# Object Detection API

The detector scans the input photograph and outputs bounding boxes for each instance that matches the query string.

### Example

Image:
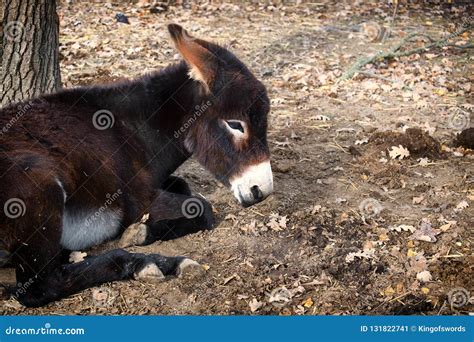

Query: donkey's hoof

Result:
[177,258,205,280]
[134,263,165,281]
[119,223,148,248]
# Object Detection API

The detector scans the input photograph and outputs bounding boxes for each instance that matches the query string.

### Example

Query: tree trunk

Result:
[0,2,4,63]
[1,0,61,107]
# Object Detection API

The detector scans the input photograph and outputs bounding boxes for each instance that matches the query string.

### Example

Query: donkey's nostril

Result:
[250,185,263,201]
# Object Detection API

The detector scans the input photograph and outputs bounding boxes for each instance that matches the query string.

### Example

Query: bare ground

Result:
[1,1,473,315]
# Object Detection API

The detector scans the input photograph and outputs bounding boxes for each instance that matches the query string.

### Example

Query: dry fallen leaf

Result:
[302,297,314,308]
[266,213,287,231]
[315,114,330,121]
[240,219,256,233]
[69,251,87,263]
[417,157,430,167]
[384,286,395,297]
[454,200,469,212]
[396,282,405,294]
[223,273,239,285]
[439,220,456,232]
[345,249,375,262]
[389,145,410,160]
[268,287,292,305]
[274,139,291,147]
[249,298,264,312]
[412,196,424,204]
[390,224,416,233]
[224,214,237,222]
[355,137,369,145]
[416,270,432,283]
[410,221,439,243]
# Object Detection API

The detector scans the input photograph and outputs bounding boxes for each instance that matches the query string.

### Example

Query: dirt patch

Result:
[369,128,442,159]
[455,128,474,150]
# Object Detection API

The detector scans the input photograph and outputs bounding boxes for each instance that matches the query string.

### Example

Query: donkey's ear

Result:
[168,24,216,92]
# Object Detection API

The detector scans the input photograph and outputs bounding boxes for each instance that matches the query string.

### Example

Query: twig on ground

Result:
[357,70,396,83]
[445,43,474,49]
[339,24,473,82]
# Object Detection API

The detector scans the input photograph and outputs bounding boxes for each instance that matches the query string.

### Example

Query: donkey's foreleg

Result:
[144,190,216,243]
[161,175,192,196]
[119,179,216,247]
[15,249,200,307]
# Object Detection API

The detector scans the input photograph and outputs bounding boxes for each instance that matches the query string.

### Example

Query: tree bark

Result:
[1,0,61,107]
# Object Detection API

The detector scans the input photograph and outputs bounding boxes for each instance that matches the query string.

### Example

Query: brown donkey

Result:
[0,24,273,307]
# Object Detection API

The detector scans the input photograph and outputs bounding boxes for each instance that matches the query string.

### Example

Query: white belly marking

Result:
[60,208,123,250]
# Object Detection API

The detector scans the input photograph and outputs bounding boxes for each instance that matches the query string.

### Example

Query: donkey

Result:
[0,24,273,307]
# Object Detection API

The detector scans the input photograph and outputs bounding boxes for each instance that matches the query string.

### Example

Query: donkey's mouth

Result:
[230,161,273,207]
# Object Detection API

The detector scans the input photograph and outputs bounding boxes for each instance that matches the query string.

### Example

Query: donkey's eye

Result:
[226,120,244,133]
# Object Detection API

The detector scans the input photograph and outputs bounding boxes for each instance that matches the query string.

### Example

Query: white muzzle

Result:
[230,161,273,207]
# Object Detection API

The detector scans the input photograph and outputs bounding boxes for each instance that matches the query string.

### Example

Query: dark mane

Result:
[38,61,193,121]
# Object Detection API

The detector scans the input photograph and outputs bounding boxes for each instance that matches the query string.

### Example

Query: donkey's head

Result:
[169,24,273,207]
